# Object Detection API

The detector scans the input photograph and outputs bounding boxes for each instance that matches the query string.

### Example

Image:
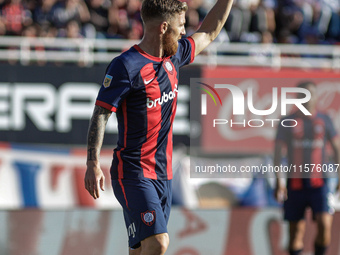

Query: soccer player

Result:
[84,0,233,254]
[274,81,340,255]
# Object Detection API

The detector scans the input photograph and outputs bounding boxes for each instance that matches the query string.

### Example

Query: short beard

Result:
[162,29,178,56]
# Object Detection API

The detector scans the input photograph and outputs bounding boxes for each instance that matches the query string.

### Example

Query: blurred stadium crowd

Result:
[0,0,339,44]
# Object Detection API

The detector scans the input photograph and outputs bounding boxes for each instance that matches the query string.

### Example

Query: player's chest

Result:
[290,118,326,139]
[140,60,178,97]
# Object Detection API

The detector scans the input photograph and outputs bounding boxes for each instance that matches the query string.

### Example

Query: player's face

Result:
[298,84,317,110]
[162,11,186,56]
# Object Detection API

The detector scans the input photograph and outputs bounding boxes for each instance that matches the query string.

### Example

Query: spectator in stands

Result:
[261,30,273,43]
[224,0,271,42]
[56,20,87,66]
[185,8,200,36]
[65,19,84,38]
[318,0,340,42]
[126,0,141,24]
[21,24,46,65]
[32,0,57,31]
[0,19,6,35]
[1,0,32,35]
[224,1,244,41]
[260,0,276,34]
[0,0,338,52]
[107,6,130,38]
[52,0,90,29]
[0,0,5,9]
[85,0,109,38]
[126,19,142,39]
[301,27,327,45]
[186,0,208,22]
[112,0,127,9]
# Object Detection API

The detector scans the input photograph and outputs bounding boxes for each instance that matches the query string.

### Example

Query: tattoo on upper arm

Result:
[87,106,112,161]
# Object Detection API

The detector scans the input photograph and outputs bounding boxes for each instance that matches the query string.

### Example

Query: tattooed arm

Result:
[84,105,112,199]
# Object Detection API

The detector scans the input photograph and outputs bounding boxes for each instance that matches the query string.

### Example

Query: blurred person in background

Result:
[64,19,84,38]
[107,5,130,38]
[126,0,142,24]
[0,19,6,35]
[21,24,47,65]
[1,0,32,35]
[274,81,340,255]
[0,0,5,9]
[84,0,109,38]
[185,7,200,36]
[186,0,208,22]
[32,0,57,32]
[224,0,271,42]
[276,0,307,42]
[84,0,234,254]
[52,0,90,29]
[112,0,127,9]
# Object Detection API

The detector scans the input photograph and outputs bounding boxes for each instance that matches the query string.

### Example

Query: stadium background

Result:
[1,0,340,254]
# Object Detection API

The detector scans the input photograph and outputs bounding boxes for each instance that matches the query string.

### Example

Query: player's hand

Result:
[274,180,287,203]
[84,161,105,199]
[336,183,340,200]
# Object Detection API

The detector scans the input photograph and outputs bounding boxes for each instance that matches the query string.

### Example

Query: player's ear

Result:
[160,21,168,34]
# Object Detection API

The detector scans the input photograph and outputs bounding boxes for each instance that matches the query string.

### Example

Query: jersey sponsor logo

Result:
[293,138,324,148]
[163,59,174,75]
[103,74,113,88]
[146,84,178,108]
[141,210,156,226]
[144,78,155,85]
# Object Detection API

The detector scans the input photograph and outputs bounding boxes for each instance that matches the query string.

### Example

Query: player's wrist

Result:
[86,160,100,168]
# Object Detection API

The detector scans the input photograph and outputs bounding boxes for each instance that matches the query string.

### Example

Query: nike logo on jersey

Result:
[144,78,155,85]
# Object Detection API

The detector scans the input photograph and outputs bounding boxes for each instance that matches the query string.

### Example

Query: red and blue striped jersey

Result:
[96,37,195,180]
[276,111,338,189]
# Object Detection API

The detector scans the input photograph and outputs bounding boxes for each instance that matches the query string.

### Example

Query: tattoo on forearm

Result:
[87,106,112,161]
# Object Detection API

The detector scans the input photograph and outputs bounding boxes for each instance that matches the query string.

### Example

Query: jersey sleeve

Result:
[175,36,195,68]
[95,58,131,112]
[324,114,338,141]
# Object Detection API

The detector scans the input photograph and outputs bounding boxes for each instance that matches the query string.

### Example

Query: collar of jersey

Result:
[134,45,165,62]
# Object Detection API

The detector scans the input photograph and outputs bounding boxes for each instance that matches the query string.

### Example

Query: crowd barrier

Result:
[0,208,340,255]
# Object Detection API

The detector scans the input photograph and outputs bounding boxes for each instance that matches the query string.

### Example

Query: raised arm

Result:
[191,0,234,56]
[84,105,112,199]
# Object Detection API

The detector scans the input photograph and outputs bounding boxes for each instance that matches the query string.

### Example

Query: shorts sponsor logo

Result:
[103,74,113,88]
[141,210,156,226]
[128,222,136,238]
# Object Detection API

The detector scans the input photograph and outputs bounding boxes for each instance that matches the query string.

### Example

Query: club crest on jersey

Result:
[103,74,113,88]
[141,210,156,226]
[163,60,174,75]
[314,124,324,134]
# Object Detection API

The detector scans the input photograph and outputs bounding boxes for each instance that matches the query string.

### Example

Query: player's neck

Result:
[138,35,164,58]
[307,106,317,115]
[297,106,317,118]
